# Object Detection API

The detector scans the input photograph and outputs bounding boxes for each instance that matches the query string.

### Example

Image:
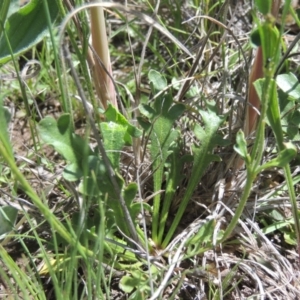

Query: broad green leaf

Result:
[105,104,142,139]
[130,202,151,223]
[254,0,271,14]
[77,155,135,236]
[39,114,91,163]
[63,162,83,181]
[0,206,18,236]
[158,146,191,242]
[148,69,167,91]
[69,210,101,243]
[2,106,11,124]
[266,77,300,253]
[79,155,119,197]
[0,0,10,38]
[255,78,287,144]
[101,122,126,170]
[253,78,264,103]
[123,182,138,208]
[119,269,152,297]
[139,84,185,243]
[276,73,300,100]
[38,114,93,180]
[277,90,300,140]
[250,28,261,48]
[119,275,137,293]
[137,116,151,131]
[283,230,297,246]
[6,0,20,18]
[138,104,156,119]
[0,0,59,63]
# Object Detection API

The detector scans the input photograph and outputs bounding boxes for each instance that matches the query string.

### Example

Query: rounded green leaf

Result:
[119,275,139,293]
[148,69,167,91]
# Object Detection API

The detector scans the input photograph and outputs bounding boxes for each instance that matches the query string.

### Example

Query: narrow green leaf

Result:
[101,122,126,170]
[261,218,294,235]
[266,79,284,147]
[257,142,297,172]
[0,98,14,160]
[234,130,251,164]
[140,87,185,244]
[260,22,280,73]
[162,104,226,247]
[187,219,215,255]
[105,104,142,138]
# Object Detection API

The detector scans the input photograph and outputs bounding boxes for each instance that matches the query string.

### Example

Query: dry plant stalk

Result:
[90,4,117,110]
[244,46,263,138]
[62,0,118,110]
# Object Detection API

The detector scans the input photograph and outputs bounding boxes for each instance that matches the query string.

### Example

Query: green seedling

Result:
[39,106,143,239]
[224,2,300,262]
[138,69,185,245]
[158,143,192,243]
[162,102,228,248]
[222,11,281,242]
[139,70,228,248]
[119,265,158,299]
[185,218,216,257]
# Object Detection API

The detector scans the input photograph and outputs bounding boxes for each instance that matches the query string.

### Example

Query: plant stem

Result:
[221,168,256,242]
[283,165,300,261]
